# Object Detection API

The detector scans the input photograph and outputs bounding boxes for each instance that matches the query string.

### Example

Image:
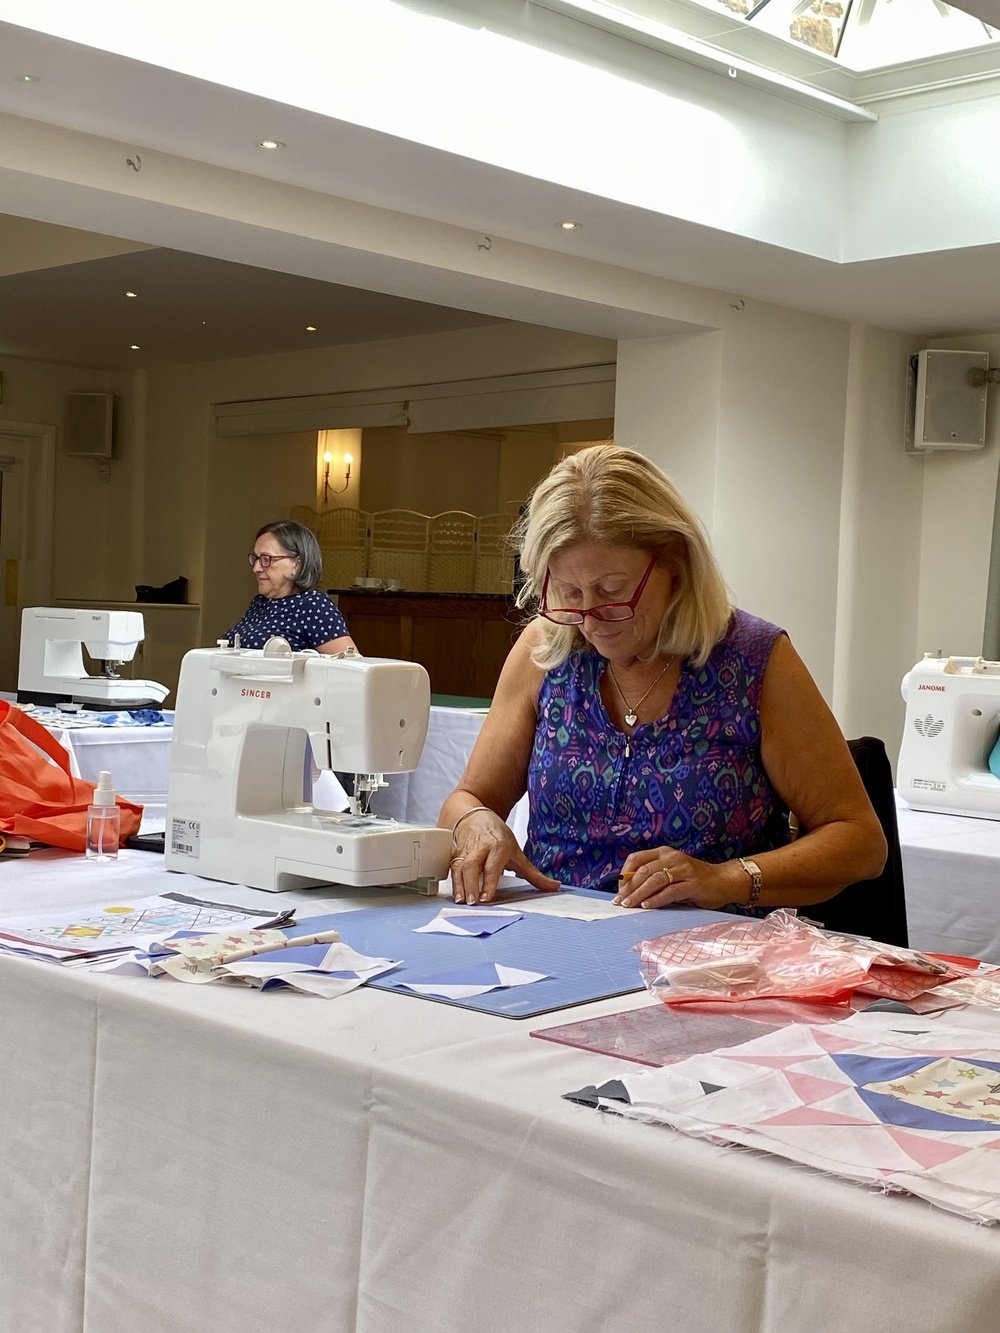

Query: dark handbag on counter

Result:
[135,575,188,604]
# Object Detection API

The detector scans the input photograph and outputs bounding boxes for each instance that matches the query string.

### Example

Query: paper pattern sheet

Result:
[0,893,289,963]
[578,1011,1000,1223]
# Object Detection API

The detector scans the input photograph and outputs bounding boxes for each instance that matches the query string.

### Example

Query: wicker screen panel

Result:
[369,509,430,591]
[474,513,516,594]
[428,510,477,592]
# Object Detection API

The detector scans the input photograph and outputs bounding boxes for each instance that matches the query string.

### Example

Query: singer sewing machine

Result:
[17,607,170,708]
[164,640,452,893]
[898,653,1000,820]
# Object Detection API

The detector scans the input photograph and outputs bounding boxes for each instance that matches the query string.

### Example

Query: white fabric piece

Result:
[2,853,1000,1330]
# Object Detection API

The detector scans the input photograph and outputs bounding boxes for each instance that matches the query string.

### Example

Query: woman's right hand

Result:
[449,808,560,904]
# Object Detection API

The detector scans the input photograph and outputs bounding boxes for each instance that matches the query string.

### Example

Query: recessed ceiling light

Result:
[559,220,581,231]
[258,139,285,150]
[123,290,138,298]
[305,325,317,332]
[130,344,141,351]
[18,74,40,83]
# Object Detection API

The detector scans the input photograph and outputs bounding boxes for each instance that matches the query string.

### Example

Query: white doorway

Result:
[0,425,55,693]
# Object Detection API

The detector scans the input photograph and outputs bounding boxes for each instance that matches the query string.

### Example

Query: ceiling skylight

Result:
[534,0,1000,112]
[687,0,997,70]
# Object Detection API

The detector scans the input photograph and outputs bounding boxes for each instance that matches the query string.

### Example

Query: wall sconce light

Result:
[323,450,352,503]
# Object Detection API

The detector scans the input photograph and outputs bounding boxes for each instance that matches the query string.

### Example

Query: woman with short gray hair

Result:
[223,520,357,654]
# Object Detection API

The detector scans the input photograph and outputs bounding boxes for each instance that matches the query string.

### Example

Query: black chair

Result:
[806,736,909,948]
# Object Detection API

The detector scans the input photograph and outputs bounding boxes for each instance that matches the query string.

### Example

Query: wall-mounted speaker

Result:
[65,391,115,458]
[906,349,989,454]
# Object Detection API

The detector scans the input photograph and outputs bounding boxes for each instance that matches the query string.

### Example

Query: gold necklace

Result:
[607,658,673,728]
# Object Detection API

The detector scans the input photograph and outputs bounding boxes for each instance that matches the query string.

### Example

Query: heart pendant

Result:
[625,711,637,727]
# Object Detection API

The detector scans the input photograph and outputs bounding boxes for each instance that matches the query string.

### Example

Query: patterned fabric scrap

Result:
[589,1011,1000,1223]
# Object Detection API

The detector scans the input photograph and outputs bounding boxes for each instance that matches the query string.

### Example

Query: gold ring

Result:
[665,868,674,885]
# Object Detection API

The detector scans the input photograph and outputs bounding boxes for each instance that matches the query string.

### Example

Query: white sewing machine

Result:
[17,607,170,708]
[164,641,452,893]
[898,653,1000,819]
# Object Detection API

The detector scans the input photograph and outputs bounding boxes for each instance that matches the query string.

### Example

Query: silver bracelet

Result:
[737,856,763,909]
[451,805,492,847]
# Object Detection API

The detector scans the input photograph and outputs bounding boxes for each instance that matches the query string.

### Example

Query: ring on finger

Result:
[664,867,674,885]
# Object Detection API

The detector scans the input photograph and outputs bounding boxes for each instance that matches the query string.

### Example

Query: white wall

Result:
[618,305,853,700]
[834,323,925,760]
[615,330,723,526]
[912,333,1000,661]
[0,353,140,601]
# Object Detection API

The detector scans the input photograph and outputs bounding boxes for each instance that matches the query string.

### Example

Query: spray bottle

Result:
[86,771,120,861]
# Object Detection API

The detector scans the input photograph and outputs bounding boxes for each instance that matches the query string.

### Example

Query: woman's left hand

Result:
[613,847,745,911]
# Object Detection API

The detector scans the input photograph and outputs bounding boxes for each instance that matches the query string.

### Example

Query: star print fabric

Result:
[601,1011,1000,1223]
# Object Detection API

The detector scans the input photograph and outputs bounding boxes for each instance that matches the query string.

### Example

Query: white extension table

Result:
[0,851,999,1333]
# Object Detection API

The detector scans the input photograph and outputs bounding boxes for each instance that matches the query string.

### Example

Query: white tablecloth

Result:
[46,724,174,805]
[897,795,1000,962]
[0,852,999,1333]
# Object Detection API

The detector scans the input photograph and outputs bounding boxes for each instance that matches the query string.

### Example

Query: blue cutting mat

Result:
[288,893,719,1018]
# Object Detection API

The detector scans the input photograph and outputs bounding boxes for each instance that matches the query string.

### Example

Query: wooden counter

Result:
[331,590,522,698]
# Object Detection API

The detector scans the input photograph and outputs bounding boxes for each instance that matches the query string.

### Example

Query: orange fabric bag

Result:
[0,700,142,851]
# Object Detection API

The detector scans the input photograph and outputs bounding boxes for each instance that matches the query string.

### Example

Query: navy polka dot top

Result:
[223,590,350,651]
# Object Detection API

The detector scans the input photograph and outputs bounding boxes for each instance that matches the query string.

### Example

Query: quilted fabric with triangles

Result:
[594,1010,1000,1223]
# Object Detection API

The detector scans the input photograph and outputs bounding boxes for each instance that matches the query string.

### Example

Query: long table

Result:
[896,797,1000,962]
[1,851,999,1333]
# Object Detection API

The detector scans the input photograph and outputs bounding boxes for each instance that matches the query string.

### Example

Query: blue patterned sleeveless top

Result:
[523,609,791,888]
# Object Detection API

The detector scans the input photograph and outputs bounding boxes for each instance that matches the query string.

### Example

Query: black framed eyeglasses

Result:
[248,552,296,570]
[540,555,657,625]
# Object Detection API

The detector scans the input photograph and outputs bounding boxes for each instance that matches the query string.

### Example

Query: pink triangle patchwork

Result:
[885,1126,972,1169]
[782,1070,852,1103]
[810,1029,864,1054]
[726,1054,806,1070]
[760,1106,872,1128]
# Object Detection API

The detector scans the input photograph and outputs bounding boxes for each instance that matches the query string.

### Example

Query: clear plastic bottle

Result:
[86,771,120,861]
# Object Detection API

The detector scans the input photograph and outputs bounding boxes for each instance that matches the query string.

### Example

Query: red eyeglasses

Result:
[540,555,657,625]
